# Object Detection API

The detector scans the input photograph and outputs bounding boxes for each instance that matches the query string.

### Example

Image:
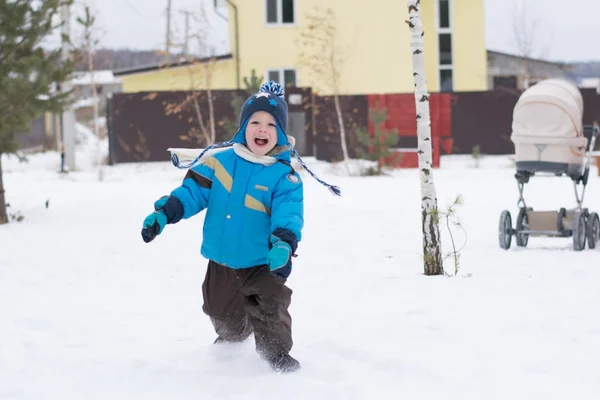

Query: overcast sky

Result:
[51,0,600,62]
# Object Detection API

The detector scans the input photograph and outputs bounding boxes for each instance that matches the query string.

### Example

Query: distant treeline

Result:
[74,48,170,72]
[74,48,600,79]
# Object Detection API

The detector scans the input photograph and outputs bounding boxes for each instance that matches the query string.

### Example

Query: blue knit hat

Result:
[234,81,288,146]
[170,81,341,196]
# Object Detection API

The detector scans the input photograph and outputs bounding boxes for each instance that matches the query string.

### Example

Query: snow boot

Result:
[266,354,301,373]
[213,336,227,344]
[213,336,243,344]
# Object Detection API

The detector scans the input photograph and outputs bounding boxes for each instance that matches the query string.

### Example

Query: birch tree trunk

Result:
[297,6,351,174]
[204,64,216,145]
[191,93,210,146]
[207,88,216,145]
[88,51,99,138]
[406,0,443,275]
[88,49,104,181]
[330,28,350,174]
[80,6,103,181]
[333,94,350,174]
[0,154,7,224]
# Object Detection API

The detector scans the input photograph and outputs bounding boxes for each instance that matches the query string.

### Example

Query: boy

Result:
[141,82,340,373]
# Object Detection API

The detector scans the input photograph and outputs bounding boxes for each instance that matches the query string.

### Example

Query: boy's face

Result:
[245,111,278,156]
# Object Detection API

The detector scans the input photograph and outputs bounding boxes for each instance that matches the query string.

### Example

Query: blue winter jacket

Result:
[167,126,304,269]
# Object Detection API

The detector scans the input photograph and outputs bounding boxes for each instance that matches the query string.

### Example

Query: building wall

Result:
[118,59,237,93]
[487,51,571,89]
[228,0,487,95]
[452,0,488,91]
[75,82,122,98]
[17,113,58,151]
[73,82,123,110]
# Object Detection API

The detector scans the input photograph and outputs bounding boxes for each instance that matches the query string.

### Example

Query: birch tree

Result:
[172,5,217,147]
[76,4,104,180]
[191,4,217,146]
[297,6,350,174]
[510,0,551,89]
[406,0,443,275]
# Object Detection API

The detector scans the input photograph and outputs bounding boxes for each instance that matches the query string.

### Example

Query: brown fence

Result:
[107,87,313,164]
[450,88,600,155]
[450,89,520,155]
[313,94,369,162]
[581,88,600,147]
[107,87,600,165]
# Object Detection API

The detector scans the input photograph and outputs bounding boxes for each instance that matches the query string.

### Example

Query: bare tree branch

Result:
[166,2,217,147]
[296,6,351,174]
[510,0,552,88]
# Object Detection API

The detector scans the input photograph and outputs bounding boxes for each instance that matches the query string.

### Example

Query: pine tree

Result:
[0,0,75,224]
[357,103,400,175]
[76,4,103,181]
[243,69,264,93]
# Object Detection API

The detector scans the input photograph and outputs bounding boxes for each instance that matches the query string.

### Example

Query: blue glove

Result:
[141,196,169,243]
[153,196,169,210]
[141,195,185,243]
[267,235,293,278]
[141,210,167,243]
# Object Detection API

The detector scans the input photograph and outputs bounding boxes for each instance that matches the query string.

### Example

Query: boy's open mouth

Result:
[254,136,269,147]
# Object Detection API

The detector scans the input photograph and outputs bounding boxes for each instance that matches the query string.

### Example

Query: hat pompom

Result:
[259,81,285,100]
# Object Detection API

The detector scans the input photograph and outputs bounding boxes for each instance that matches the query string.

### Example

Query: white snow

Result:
[70,70,121,86]
[1,144,600,400]
[577,77,600,92]
[73,97,99,109]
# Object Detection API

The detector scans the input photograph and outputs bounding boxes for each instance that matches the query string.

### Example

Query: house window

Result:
[266,0,294,24]
[282,0,294,23]
[283,69,296,86]
[438,34,452,65]
[493,76,518,89]
[268,70,279,83]
[440,69,453,92]
[266,0,277,23]
[436,0,453,92]
[266,68,297,87]
[439,0,450,28]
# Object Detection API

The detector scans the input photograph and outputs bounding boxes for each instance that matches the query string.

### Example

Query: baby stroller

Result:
[498,79,600,251]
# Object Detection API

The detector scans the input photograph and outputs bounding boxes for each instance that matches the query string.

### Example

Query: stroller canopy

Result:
[511,79,584,144]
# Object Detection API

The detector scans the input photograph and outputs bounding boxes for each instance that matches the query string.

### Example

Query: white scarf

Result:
[168,136,296,168]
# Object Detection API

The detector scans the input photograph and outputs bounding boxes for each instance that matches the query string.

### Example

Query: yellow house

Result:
[114,54,237,93]
[117,0,487,94]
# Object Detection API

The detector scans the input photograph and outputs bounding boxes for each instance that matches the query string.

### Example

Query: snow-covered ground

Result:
[1,140,600,400]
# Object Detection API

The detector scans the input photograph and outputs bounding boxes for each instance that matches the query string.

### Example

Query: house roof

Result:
[70,70,121,85]
[113,53,233,76]
[577,77,600,90]
[487,49,569,67]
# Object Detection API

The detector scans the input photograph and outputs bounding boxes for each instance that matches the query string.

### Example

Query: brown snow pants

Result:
[202,260,293,357]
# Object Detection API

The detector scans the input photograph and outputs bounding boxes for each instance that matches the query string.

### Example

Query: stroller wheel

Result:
[587,212,600,249]
[499,210,513,250]
[572,211,587,251]
[516,207,529,247]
